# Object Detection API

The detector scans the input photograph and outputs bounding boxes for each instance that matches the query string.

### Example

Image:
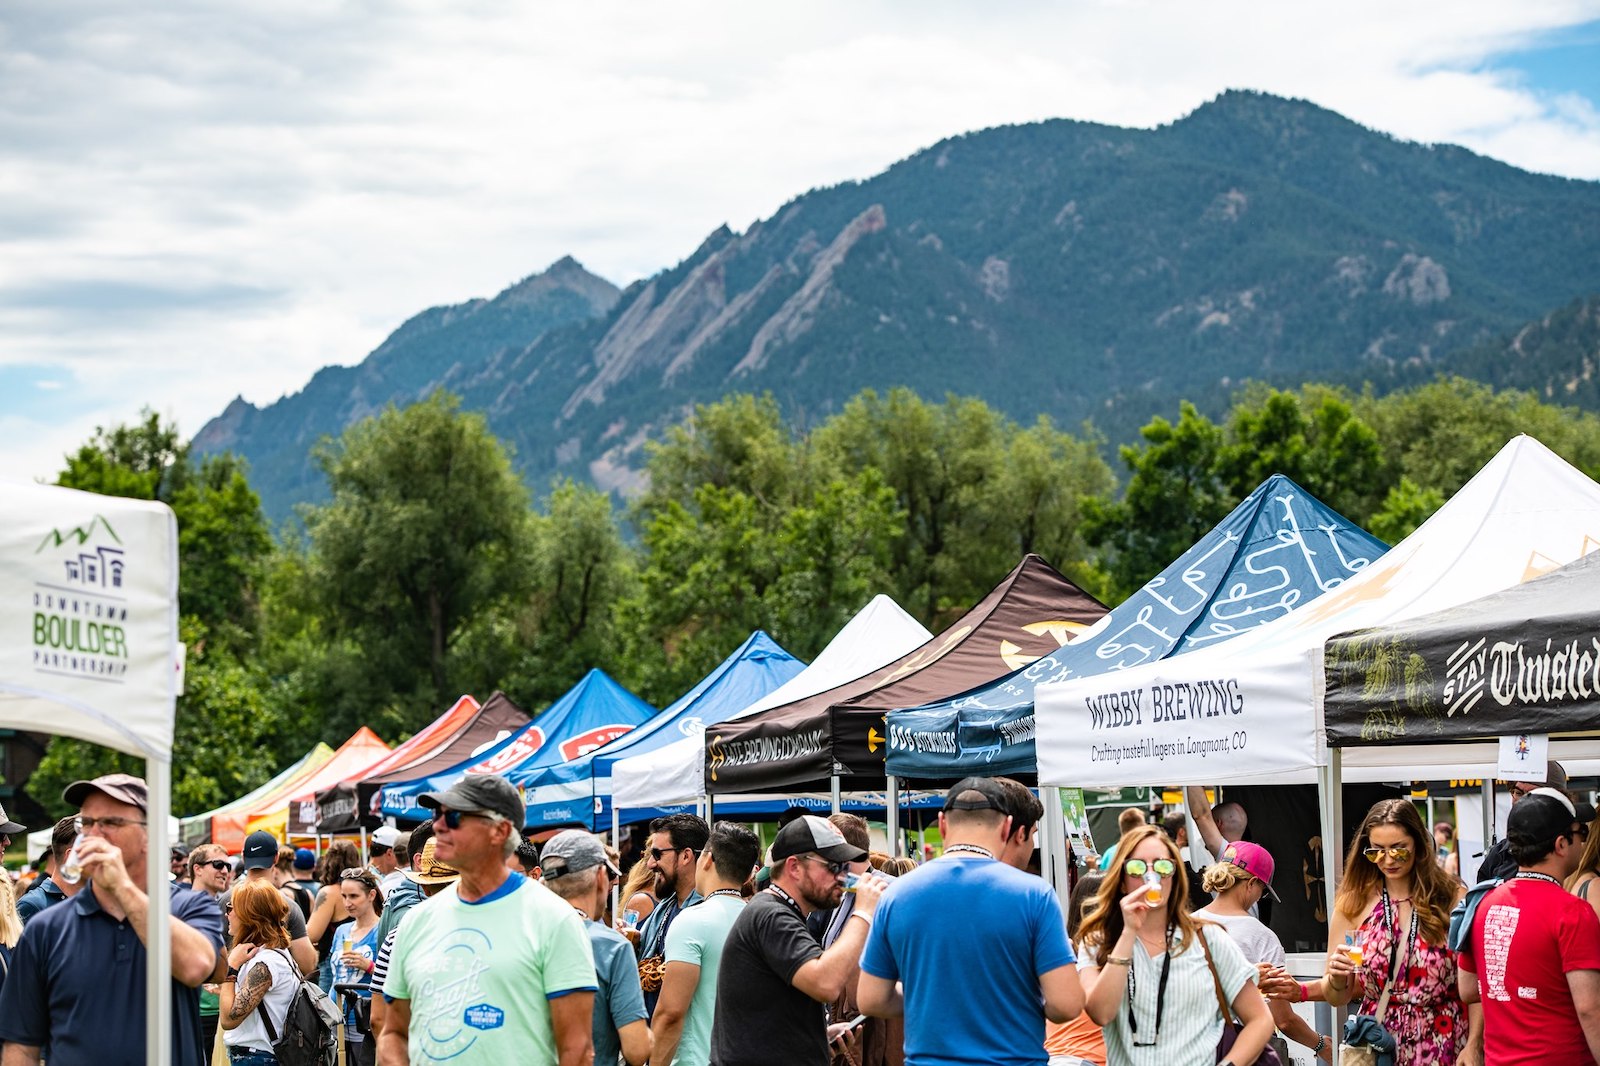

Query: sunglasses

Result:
[196,859,231,873]
[1363,845,1412,864]
[649,845,692,861]
[1569,824,1592,844]
[1509,784,1541,801]
[1123,858,1175,878]
[797,855,849,877]
[339,868,380,885]
[433,808,495,830]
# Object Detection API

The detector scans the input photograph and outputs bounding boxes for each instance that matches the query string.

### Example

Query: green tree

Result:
[1217,385,1387,522]
[285,392,536,737]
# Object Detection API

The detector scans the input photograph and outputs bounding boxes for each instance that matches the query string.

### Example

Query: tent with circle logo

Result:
[307,692,532,834]
[377,668,656,823]
[0,482,181,1063]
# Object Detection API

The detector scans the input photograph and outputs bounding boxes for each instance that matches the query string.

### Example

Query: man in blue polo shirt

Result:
[0,773,225,1066]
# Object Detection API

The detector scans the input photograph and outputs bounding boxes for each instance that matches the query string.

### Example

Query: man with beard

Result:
[710,816,887,1066]
[636,814,709,1018]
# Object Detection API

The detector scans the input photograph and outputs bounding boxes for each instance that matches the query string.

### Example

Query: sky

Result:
[3,0,1600,484]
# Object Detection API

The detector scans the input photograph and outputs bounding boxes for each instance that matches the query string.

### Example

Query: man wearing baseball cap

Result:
[857,776,1081,1066]
[710,815,888,1066]
[379,773,597,1066]
[542,830,650,1066]
[0,801,26,867]
[369,825,407,896]
[0,773,225,1066]
[1479,760,1572,882]
[238,829,319,974]
[1458,787,1600,1063]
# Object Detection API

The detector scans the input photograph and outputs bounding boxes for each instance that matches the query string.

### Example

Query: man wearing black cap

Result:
[1479,760,1573,883]
[857,777,1082,1065]
[542,830,650,1066]
[379,773,597,1066]
[710,815,888,1066]
[1457,787,1600,1064]
[238,829,319,974]
[0,773,225,1066]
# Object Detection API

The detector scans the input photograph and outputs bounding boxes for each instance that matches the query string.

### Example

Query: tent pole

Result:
[918,822,927,862]
[830,775,841,816]
[360,826,368,864]
[148,754,174,1066]
[1041,786,1063,902]
[1481,779,1496,857]
[1319,750,1344,949]
[886,776,900,859]
[705,793,715,823]
[612,806,622,922]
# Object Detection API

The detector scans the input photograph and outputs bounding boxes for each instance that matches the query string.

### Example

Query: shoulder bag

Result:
[1197,926,1284,1066]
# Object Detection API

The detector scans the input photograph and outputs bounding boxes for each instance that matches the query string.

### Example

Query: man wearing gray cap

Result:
[710,815,887,1066]
[542,830,650,1066]
[0,801,24,866]
[378,774,597,1066]
[1480,760,1573,883]
[0,773,225,1066]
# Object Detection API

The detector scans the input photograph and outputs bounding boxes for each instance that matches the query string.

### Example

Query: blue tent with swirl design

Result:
[884,474,1387,777]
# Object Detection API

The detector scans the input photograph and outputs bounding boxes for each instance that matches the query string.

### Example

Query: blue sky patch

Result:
[1488,20,1600,106]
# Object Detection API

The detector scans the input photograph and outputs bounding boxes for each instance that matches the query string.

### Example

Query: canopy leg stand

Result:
[1041,785,1064,901]
[148,754,174,1066]
[1481,779,1496,863]
[886,776,900,859]
[830,775,841,816]
[1319,751,1345,1066]
[612,806,622,922]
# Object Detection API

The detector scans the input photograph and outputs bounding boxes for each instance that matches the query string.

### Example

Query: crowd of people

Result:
[0,762,1596,1066]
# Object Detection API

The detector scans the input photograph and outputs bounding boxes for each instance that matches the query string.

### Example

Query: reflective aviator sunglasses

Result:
[1123,858,1175,878]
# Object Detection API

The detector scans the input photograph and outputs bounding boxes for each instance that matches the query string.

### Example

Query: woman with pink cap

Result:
[1196,842,1330,1062]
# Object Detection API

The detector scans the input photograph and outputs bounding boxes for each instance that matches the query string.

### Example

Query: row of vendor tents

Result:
[183,435,1600,852]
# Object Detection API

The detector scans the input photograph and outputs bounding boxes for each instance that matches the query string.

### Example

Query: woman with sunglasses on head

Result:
[1195,843,1329,1063]
[306,841,360,993]
[219,879,298,1066]
[1078,825,1273,1066]
[1322,798,1470,1066]
[329,867,384,1066]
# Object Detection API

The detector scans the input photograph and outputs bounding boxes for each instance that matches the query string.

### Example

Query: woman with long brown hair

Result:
[1564,808,1600,923]
[306,841,361,993]
[220,880,299,1065]
[1079,824,1273,1066]
[1322,798,1469,1066]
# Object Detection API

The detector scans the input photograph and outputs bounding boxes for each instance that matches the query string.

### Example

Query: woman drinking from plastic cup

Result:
[1322,798,1470,1066]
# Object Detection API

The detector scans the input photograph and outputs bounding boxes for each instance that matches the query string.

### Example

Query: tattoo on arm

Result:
[228,964,273,1021]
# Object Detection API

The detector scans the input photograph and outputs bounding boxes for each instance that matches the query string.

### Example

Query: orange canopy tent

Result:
[200,743,338,853]
[244,726,392,842]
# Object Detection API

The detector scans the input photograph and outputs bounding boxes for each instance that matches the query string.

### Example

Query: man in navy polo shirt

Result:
[0,773,225,1066]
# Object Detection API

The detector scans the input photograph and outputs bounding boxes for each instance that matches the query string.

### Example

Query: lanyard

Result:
[647,894,682,957]
[1126,926,1173,1045]
[767,883,803,917]
[1380,888,1420,987]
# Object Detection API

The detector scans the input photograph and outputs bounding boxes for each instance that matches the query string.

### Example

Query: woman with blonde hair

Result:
[1321,798,1469,1066]
[0,876,22,989]
[1078,824,1273,1066]
[618,854,658,932]
[220,879,299,1065]
[1564,808,1600,923]
[1196,844,1328,1062]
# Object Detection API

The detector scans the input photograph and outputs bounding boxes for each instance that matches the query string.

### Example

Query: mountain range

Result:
[193,90,1600,523]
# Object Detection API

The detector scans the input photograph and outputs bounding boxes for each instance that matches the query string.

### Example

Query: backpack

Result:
[257,949,342,1066]
[1447,876,1504,954]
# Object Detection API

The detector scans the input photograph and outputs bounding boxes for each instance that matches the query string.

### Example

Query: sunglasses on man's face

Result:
[433,808,494,830]
[1122,858,1175,879]
[196,859,231,873]
[649,846,691,861]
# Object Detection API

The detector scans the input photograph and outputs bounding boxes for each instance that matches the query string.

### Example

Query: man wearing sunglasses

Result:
[1478,760,1572,884]
[0,773,225,1066]
[857,776,1081,1066]
[187,843,233,1060]
[637,814,710,1018]
[1457,787,1600,1064]
[711,815,887,1066]
[380,774,598,1066]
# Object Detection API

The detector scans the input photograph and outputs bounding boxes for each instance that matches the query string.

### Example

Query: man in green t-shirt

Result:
[652,822,761,1066]
[380,775,598,1066]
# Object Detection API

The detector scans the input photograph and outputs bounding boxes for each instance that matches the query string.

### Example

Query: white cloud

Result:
[2,0,1599,482]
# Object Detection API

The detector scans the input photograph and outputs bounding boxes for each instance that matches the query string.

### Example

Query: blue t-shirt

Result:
[0,880,226,1066]
[586,918,647,1066]
[860,857,1074,1066]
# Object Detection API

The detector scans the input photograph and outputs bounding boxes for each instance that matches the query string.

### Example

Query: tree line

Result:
[27,377,1600,820]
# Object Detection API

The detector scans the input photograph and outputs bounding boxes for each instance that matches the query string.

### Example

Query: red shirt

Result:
[1457,875,1600,1066]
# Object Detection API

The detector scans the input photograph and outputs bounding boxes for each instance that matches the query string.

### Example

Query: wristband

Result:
[227,966,240,978]
[1106,956,1133,966]
[1312,1035,1327,1054]
[1298,981,1308,1002]
[849,910,873,929]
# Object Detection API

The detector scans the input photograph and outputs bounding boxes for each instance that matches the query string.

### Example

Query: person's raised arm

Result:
[649,961,699,1066]
[1185,786,1225,858]
[548,990,596,1066]
[790,876,886,1004]
[80,837,216,986]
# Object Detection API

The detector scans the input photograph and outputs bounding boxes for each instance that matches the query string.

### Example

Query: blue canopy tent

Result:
[376,668,656,822]
[522,631,805,830]
[884,474,1388,778]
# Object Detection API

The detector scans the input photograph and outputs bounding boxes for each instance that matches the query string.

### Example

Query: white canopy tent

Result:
[609,594,932,810]
[1035,436,1600,919]
[1,481,180,1064]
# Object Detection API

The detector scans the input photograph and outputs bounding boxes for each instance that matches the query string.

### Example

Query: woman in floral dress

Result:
[1322,798,1472,1065]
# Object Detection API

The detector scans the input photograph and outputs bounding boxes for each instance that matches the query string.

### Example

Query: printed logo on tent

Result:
[998,619,1092,671]
[471,728,546,774]
[676,717,705,738]
[560,725,632,760]
[30,514,132,683]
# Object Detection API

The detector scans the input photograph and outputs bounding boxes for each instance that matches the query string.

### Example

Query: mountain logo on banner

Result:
[30,513,133,684]
[560,725,633,760]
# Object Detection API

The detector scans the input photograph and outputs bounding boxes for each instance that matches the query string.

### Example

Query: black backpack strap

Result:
[256,948,303,1045]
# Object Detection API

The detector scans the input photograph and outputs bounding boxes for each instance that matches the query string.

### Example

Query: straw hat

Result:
[404,838,461,885]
